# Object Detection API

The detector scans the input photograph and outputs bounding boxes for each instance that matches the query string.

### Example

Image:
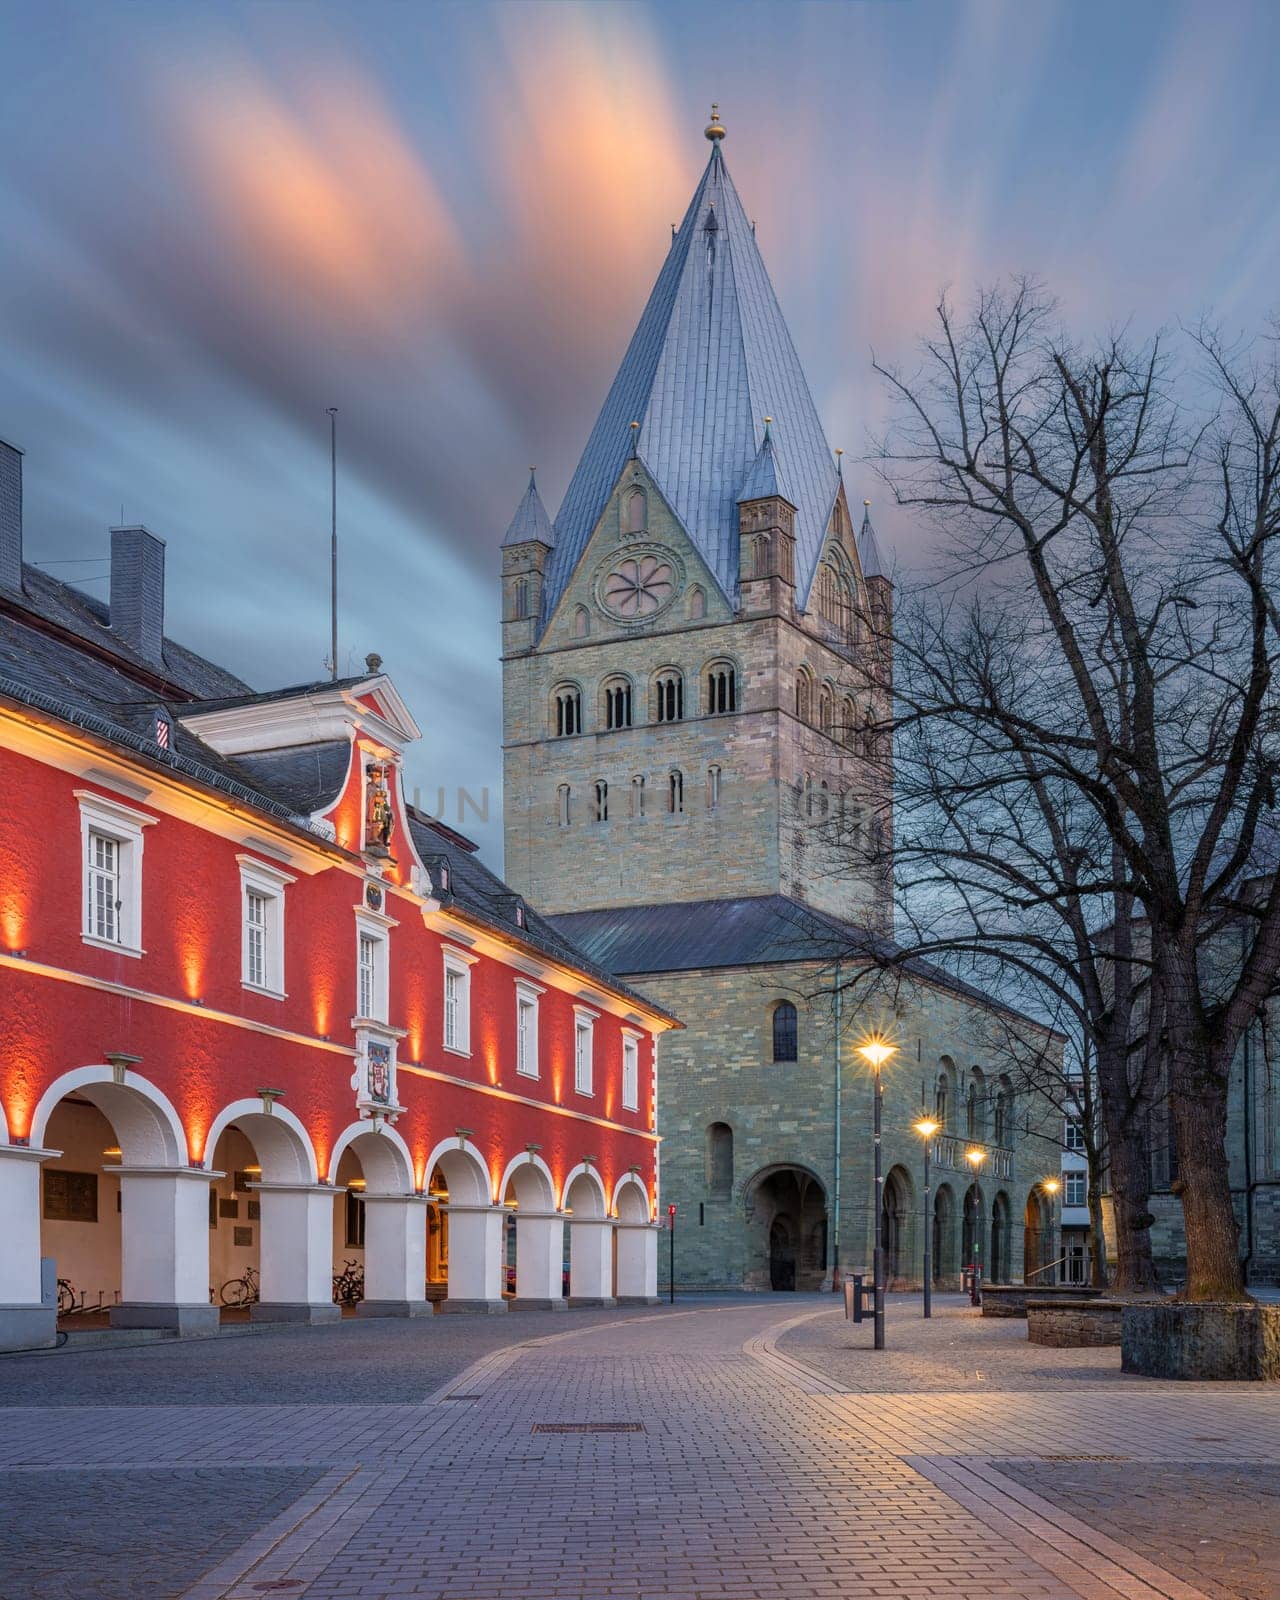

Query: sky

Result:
[2,0,1278,865]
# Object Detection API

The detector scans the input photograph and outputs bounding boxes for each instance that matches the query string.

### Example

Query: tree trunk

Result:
[1168,1068,1246,1300]
[1086,1183,1109,1288]
[1093,1040,1159,1293]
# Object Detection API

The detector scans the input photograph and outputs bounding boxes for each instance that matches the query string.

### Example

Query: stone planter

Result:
[1122,1301,1280,1380]
[1028,1298,1122,1347]
[980,1283,1103,1318]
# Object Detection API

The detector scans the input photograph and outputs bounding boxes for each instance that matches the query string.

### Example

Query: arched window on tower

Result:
[688,585,706,620]
[512,578,529,620]
[593,780,608,823]
[815,561,853,641]
[631,774,646,817]
[753,534,770,578]
[552,684,582,738]
[668,769,684,813]
[603,677,633,730]
[557,784,571,828]
[772,1001,798,1062]
[626,487,647,534]
[706,764,721,811]
[840,696,856,748]
[818,685,834,736]
[705,660,736,714]
[573,605,590,639]
[655,670,684,723]
[795,669,813,725]
[706,1122,734,1194]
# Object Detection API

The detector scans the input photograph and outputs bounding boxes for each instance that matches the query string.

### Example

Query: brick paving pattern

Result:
[1,1292,1278,1598]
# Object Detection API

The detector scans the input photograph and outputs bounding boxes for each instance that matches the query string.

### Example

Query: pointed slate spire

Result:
[858,500,888,581]
[542,116,838,614]
[738,417,788,504]
[502,469,555,549]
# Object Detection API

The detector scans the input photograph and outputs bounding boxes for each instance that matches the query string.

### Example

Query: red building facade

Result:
[0,439,674,1348]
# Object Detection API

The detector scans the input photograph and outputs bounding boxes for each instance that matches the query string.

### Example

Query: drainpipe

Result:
[831,961,842,1290]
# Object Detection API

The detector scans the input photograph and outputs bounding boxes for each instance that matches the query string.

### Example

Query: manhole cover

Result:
[532,1422,644,1434]
[1038,1454,1130,1462]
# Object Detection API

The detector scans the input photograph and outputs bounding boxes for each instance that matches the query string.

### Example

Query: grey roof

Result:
[501,471,555,549]
[858,506,888,581]
[407,809,676,1021]
[169,674,373,716]
[542,142,839,616]
[737,428,785,504]
[227,741,352,815]
[548,894,1050,1029]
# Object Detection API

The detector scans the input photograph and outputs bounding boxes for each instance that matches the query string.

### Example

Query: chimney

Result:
[0,437,23,594]
[110,524,166,667]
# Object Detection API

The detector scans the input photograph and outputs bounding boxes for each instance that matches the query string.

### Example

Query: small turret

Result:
[737,418,797,617]
[858,500,893,663]
[501,469,555,653]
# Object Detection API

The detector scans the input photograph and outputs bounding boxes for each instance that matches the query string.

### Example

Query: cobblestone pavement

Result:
[2,1293,1279,1599]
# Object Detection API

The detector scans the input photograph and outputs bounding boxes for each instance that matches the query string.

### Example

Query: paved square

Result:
[2,1295,1277,1599]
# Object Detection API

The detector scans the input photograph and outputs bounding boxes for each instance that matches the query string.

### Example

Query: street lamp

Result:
[855,1036,898,1350]
[912,1116,941,1319]
[965,1146,987,1304]
[1042,1177,1061,1285]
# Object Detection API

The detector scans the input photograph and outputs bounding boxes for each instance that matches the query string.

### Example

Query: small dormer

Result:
[176,673,422,758]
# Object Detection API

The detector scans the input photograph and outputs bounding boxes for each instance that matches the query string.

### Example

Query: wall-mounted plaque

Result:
[246,1200,261,1221]
[43,1170,98,1223]
[233,1227,253,1248]
[218,1198,239,1220]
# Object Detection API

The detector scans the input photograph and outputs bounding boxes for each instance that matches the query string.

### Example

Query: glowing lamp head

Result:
[1043,1178,1061,1195]
[913,1117,941,1141]
[856,1037,897,1072]
[965,1147,987,1169]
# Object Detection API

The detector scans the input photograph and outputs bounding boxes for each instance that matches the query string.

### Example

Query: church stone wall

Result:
[627,960,1063,1291]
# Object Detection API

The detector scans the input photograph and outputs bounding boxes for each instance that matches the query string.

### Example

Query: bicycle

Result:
[332,1258,365,1305]
[218,1265,260,1307]
[56,1278,81,1316]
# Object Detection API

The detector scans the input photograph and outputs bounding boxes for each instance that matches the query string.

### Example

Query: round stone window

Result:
[596,547,682,622]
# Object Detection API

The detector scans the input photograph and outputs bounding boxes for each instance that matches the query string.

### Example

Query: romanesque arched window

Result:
[818,685,834,736]
[795,669,813,724]
[753,533,770,578]
[655,670,684,723]
[631,774,646,817]
[512,578,528,620]
[706,764,721,811]
[573,605,590,639]
[815,560,852,640]
[552,684,582,737]
[705,661,736,714]
[603,676,632,730]
[772,1001,798,1062]
[840,696,856,748]
[706,1122,734,1194]
[593,780,608,823]
[627,487,647,534]
[668,769,684,813]
[557,784,571,828]
[688,585,706,620]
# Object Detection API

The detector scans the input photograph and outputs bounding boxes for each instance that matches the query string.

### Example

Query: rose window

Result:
[604,555,675,618]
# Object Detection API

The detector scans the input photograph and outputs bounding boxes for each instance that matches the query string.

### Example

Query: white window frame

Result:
[443,944,478,1056]
[1063,1171,1087,1207]
[76,790,154,956]
[354,912,390,1025]
[515,979,543,1079]
[1064,1119,1085,1151]
[621,1028,641,1111]
[573,1004,598,1097]
[237,856,293,998]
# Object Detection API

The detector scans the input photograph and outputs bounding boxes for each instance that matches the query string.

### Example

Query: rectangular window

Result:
[574,1008,596,1095]
[443,948,475,1054]
[77,790,152,955]
[1064,1171,1087,1207]
[622,1032,640,1111]
[516,983,541,1078]
[87,830,119,943]
[1064,1120,1085,1151]
[359,933,378,1020]
[345,1190,366,1248]
[245,890,268,988]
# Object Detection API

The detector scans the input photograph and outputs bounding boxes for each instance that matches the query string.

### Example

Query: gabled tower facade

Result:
[501,119,892,930]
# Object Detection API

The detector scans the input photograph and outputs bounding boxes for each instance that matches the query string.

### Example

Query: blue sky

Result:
[2,0,1277,863]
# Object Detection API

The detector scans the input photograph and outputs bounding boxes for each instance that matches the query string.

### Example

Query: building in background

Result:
[0,436,674,1352]
[499,115,1064,1292]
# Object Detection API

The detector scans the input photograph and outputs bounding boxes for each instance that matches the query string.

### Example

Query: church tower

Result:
[501,110,892,931]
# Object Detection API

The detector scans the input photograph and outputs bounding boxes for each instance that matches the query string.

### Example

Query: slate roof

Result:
[407,809,677,1021]
[502,471,555,549]
[548,894,1053,1031]
[227,741,353,815]
[542,141,839,618]
[858,506,888,581]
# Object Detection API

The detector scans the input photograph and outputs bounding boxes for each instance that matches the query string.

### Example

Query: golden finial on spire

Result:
[705,103,726,142]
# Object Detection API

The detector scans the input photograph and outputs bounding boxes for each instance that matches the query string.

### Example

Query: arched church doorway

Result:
[745,1166,827,1291]
[1023,1189,1052,1284]
[881,1165,914,1285]
[990,1191,1012,1284]
[933,1183,955,1285]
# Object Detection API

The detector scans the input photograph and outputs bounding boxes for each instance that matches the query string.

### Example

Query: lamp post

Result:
[855,1037,897,1351]
[965,1147,987,1304]
[1042,1177,1061,1285]
[913,1116,940,1318]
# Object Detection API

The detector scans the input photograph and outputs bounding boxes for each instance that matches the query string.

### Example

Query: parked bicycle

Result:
[332,1258,365,1305]
[56,1278,80,1316]
[217,1265,260,1307]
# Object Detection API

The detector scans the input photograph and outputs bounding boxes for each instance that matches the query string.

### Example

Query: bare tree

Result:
[839,282,1280,1302]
